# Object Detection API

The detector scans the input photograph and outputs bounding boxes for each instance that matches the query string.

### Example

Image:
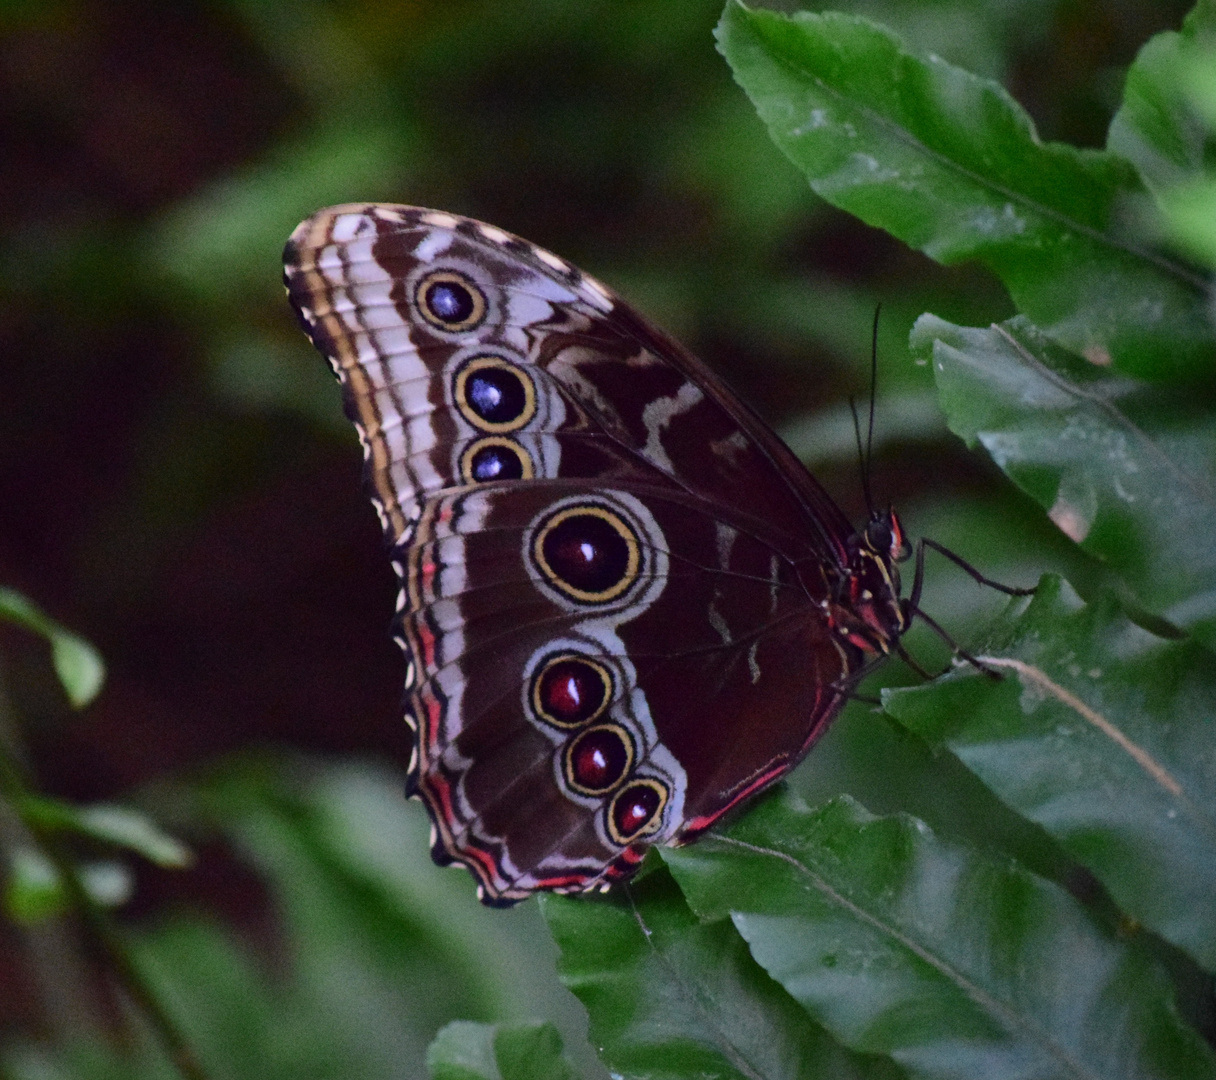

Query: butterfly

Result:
[284,204,950,906]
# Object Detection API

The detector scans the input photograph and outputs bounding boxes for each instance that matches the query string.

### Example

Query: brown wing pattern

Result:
[284,204,867,904]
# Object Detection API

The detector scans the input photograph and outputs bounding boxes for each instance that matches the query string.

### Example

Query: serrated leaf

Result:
[664,791,1216,1080]
[0,588,104,707]
[542,866,895,1080]
[910,314,1216,648]
[427,1021,579,1080]
[1108,0,1216,195]
[885,575,1216,971]
[715,1,1213,380]
[1107,2,1216,270]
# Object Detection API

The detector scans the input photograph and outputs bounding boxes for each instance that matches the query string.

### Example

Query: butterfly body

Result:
[284,204,909,904]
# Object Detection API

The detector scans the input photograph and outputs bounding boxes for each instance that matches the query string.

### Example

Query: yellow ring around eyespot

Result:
[606,778,669,845]
[414,269,487,332]
[531,505,641,605]
[563,723,635,797]
[454,355,536,433]
[459,436,534,484]
[531,653,614,729]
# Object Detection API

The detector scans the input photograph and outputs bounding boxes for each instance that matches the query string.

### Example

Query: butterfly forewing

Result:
[284,203,877,904]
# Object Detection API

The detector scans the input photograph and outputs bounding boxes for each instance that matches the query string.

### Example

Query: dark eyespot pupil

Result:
[468,368,526,423]
[539,659,607,724]
[569,728,629,792]
[542,514,630,594]
[425,280,474,324]
[613,783,661,837]
[469,444,524,482]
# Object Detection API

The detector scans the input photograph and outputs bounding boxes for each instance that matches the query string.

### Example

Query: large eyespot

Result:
[532,505,640,604]
[454,356,535,433]
[414,269,487,331]
[563,724,634,796]
[460,437,533,484]
[532,653,612,728]
[607,779,668,844]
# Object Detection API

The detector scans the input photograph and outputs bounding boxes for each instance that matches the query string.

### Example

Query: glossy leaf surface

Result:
[885,575,1216,971]
[664,791,1216,1080]
[543,865,894,1080]
[910,314,1216,648]
[1107,4,1216,195]
[715,1,1213,380]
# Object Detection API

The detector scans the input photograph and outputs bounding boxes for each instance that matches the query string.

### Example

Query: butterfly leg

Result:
[903,536,1028,681]
[906,604,1003,681]
[920,537,1036,596]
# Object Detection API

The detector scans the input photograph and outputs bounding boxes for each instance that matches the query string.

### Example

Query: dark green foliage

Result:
[2,2,1214,1079]
[543,865,895,1080]
[886,575,1216,970]
[715,2,1215,381]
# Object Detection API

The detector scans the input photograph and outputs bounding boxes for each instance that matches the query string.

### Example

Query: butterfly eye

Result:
[460,437,533,483]
[608,779,667,844]
[532,654,613,728]
[533,505,641,604]
[415,269,487,331]
[865,517,892,556]
[564,724,634,795]
[454,356,536,432]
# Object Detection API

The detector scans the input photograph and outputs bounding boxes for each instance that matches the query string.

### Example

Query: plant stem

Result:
[0,735,211,1080]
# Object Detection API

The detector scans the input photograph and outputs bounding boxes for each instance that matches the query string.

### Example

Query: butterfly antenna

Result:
[848,396,873,517]
[866,305,880,512]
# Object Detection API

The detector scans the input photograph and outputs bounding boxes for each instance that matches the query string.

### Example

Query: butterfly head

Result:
[862,507,912,565]
[833,508,913,655]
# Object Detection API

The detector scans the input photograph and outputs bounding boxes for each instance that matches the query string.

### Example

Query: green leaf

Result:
[181,757,598,1079]
[427,1022,501,1080]
[715,1,1213,380]
[1108,0,1216,194]
[664,791,1216,1080]
[427,1021,579,1080]
[1107,2,1216,270]
[1158,178,1216,268]
[21,797,192,869]
[542,866,894,1080]
[77,860,133,908]
[910,314,1216,648]
[3,847,68,923]
[0,588,105,707]
[148,116,410,309]
[884,575,1216,971]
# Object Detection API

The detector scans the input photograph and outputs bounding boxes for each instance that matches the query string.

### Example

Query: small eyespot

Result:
[414,269,487,331]
[607,779,668,844]
[460,437,533,484]
[532,505,640,604]
[564,724,633,796]
[532,654,613,728]
[454,356,536,432]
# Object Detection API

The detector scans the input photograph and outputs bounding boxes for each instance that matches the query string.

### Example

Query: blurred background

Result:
[0,0,1198,1076]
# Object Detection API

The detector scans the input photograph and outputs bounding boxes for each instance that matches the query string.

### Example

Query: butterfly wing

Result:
[284,204,864,903]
